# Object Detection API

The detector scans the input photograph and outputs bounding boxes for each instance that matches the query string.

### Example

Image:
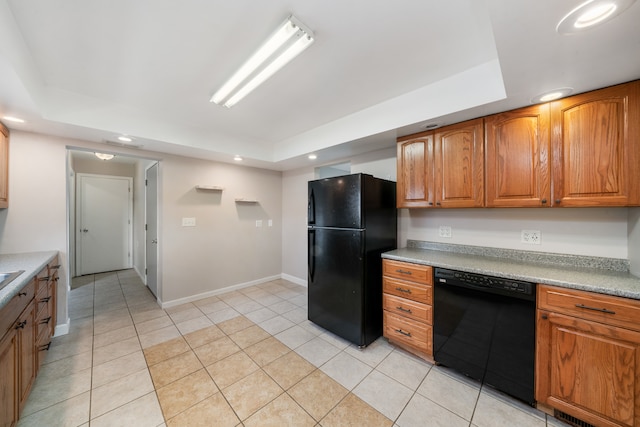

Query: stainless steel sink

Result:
[0,270,25,292]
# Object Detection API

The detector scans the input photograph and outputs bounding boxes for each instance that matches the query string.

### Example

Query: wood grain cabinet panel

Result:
[485,104,551,207]
[537,284,640,427]
[434,118,485,208]
[0,328,19,427]
[396,133,434,208]
[551,80,640,206]
[397,118,484,208]
[382,259,433,361]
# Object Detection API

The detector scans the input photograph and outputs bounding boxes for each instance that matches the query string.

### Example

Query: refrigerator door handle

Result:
[308,189,316,225]
[308,229,316,282]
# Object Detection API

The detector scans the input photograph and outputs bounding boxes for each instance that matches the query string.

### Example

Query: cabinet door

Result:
[17,300,36,414]
[396,132,434,208]
[0,330,19,427]
[434,118,484,207]
[536,310,640,427]
[551,80,640,206]
[485,104,551,207]
[0,123,8,209]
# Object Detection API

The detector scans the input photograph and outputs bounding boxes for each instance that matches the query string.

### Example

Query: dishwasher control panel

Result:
[434,268,535,297]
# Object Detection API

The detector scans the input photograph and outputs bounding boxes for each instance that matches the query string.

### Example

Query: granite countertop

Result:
[383,242,640,300]
[0,251,59,310]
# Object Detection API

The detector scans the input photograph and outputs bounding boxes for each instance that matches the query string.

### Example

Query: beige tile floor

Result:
[17,270,570,427]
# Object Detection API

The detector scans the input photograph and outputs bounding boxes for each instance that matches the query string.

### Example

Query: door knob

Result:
[81,229,88,233]
[151,239,158,244]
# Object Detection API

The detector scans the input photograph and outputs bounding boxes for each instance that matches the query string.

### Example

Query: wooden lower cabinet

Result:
[382,259,433,361]
[537,284,640,427]
[0,256,58,427]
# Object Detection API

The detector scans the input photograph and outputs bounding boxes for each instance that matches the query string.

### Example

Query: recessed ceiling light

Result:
[2,116,25,123]
[531,87,573,104]
[308,154,317,160]
[117,136,133,142]
[557,0,636,34]
[234,155,243,161]
[422,123,439,130]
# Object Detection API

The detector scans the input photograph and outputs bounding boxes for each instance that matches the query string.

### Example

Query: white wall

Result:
[629,208,640,275]
[0,131,284,327]
[0,132,70,325]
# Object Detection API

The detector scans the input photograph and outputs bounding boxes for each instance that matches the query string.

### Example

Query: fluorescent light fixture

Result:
[308,154,317,160]
[118,136,133,142]
[557,0,636,34]
[95,153,115,161]
[210,15,314,108]
[531,87,573,104]
[2,116,25,123]
[234,155,243,161]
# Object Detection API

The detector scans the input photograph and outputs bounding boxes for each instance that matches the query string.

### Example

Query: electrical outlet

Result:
[439,226,452,238]
[521,230,541,244]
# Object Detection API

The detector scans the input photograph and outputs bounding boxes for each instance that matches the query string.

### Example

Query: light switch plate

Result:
[182,217,196,227]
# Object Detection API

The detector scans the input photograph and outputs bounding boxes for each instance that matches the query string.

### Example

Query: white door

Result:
[76,174,133,275]
[145,163,159,297]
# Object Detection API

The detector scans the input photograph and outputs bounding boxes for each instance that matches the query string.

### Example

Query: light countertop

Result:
[383,245,640,300]
[0,251,58,310]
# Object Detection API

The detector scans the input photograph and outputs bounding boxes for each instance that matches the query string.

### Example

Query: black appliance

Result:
[307,173,397,347]
[433,268,536,405]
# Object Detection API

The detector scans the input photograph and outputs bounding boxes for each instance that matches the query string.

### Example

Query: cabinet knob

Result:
[428,202,433,206]
[541,314,548,320]
[554,199,561,204]
[436,202,441,206]
[541,199,547,204]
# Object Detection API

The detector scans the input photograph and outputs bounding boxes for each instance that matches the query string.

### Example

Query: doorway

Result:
[145,162,159,297]
[67,149,161,294]
[76,173,133,275]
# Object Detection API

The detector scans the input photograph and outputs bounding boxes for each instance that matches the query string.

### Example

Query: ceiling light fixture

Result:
[308,154,317,160]
[95,153,115,161]
[210,15,315,108]
[557,0,636,34]
[118,136,133,142]
[234,155,243,161]
[530,87,573,104]
[2,116,25,123]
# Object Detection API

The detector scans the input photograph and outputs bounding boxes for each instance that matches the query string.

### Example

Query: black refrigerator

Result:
[307,173,397,347]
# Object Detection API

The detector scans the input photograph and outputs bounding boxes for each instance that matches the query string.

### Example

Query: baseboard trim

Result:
[54,317,71,337]
[161,275,281,309]
[281,273,307,287]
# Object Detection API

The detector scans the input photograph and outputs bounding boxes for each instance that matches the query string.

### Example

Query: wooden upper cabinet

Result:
[551,80,640,206]
[396,132,434,208]
[0,122,9,209]
[434,118,484,208]
[485,104,551,207]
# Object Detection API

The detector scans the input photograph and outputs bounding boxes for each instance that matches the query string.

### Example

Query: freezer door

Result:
[308,228,365,345]
[308,174,362,228]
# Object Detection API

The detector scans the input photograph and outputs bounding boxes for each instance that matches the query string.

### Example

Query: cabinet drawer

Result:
[383,294,431,324]
[383,259,432,284]
[0,279,35,337]
[383,277,432,304]
[538,284,640,332]
[384,311,431,353]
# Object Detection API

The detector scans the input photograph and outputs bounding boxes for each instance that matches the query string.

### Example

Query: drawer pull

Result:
[18,291,27,297]
[396,306,413,314]
[38,276,51,282]
[39,342,52,351]
[40,316,52,325]
[40,296,51,303]
[15,320,27,329]
[395,269,413,275]
[575,304,616,315]
[395,287,412,294]
[394,328,412,337]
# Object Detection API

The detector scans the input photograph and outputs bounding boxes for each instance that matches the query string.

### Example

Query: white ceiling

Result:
[0,0,639,170]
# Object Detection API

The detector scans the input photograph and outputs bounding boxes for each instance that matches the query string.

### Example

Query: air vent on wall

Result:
[554,410,595,427]
[103,139,144,149]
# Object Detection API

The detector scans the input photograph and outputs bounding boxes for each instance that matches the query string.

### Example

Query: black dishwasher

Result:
[433,268,536,405]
